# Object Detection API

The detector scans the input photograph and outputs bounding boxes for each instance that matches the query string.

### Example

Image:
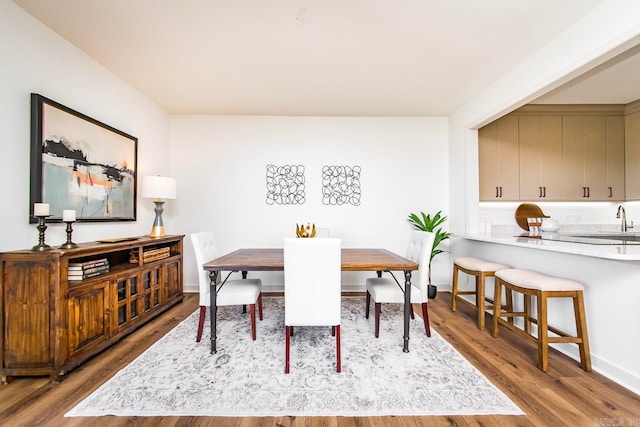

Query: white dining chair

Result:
[365,230,435,338]
[190,231,263,342]
[283,237,342,373]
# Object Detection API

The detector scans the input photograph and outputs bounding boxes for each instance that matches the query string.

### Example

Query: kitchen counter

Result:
[455,231,640,394]
[462,232,640,260]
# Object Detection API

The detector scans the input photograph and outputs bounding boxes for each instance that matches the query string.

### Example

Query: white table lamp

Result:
[142,175,177,238]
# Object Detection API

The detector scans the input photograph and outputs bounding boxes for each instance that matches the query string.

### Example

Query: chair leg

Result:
[196,305,206,342]
[250,304,257,340]
[285,326,291,374]
[258,293,263,321]
[410,304,415,320]
[451,264,459,311]
[365,291,371,319]
[332,326,336,336]
[336,325,341,373]
[421,302,431,337]
[374,303,381,338]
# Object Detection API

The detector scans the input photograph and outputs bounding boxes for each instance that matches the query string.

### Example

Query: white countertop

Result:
[461,232,640,261]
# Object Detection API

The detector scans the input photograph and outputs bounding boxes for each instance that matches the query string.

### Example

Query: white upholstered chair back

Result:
[405,230,436,302]
[191,231,219,307]
[283,238,342,326]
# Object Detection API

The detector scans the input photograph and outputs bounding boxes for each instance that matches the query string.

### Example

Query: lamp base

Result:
[150,225,166,238]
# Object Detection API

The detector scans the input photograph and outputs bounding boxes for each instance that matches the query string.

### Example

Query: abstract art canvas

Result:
[29,94,137,222]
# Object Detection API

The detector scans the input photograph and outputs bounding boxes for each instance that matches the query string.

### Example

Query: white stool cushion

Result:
[496,269,584,292]
[454,257,510,272]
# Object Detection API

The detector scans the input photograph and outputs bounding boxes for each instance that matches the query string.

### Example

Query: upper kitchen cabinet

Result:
[606,116,625,201]
[625,100,640,200]
[479,104,627,202]
[562,108,625,201]
[562,116,607,200]
[478,115,519,201]
[518,115,563,200]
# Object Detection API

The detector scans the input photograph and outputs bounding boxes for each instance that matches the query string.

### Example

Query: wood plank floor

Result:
[1,292,639,426]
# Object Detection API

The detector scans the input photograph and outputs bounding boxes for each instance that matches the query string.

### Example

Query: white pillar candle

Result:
[34,203,50,216]
[62,209,76,222]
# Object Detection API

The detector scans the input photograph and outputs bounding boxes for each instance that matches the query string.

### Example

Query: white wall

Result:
[169,116,450,292]
[0,1,171,251]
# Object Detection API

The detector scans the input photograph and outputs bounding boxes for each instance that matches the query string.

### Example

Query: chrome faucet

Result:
[616,205,627,232]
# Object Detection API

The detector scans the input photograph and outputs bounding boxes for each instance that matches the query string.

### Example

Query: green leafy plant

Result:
[408,211,452,290]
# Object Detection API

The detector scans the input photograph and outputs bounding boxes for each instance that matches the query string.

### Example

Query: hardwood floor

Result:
[1,292,639,426]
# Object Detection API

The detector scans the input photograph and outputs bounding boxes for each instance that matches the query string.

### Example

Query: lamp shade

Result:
[141,176,177,200]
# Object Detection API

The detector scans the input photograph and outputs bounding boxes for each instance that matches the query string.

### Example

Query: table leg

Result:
[209,270,218,354]
[403,270,412,353]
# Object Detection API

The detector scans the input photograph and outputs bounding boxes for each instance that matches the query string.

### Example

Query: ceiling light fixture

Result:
[296,7,312,23]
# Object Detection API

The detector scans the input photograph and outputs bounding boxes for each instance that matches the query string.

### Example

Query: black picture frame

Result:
[29,93,138,223]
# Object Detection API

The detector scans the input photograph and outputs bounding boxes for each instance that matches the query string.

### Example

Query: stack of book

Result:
[68,258,110,281]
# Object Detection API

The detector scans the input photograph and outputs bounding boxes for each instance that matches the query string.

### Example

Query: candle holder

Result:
[32,215,52,251]
[59,221,78,249]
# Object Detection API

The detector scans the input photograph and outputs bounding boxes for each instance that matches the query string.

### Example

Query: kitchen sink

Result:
[568,233,640,241]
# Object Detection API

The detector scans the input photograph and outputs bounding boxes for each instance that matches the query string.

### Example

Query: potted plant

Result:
[407,210,452,298]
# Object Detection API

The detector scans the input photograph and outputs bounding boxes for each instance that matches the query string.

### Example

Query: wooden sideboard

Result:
[0,235,184,383]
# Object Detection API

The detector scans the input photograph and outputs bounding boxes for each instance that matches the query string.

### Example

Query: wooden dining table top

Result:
[202,248,418,272]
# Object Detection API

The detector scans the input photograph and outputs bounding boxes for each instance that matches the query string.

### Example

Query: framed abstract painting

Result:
[29,93,137,223]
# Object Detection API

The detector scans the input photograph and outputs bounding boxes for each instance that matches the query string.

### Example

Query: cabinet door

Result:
[519,116,563,200]
[563,116,607,200]
[141,267,162,313]
[1,260,56,369]
[68,280,110,359]
[113,272,142,332]
[164,259,182,301]
[606,116,625,200]
[478,116,519,200]
[626,110,640,199]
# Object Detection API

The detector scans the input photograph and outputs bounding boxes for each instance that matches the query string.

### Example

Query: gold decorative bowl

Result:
[296,223,316,238]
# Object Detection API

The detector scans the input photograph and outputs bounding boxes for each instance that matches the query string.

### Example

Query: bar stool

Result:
[492,269,591,372]
[451,257,510,330]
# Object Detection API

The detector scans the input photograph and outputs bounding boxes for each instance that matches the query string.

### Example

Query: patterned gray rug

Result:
[66,297,523,417]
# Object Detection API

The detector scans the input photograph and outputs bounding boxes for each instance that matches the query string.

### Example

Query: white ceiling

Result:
[14,0,632,116]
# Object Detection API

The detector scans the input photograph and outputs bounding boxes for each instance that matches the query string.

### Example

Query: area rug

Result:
[66,297,523,417]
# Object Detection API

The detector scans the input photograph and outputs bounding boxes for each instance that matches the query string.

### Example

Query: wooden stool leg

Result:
[477,272,486,330]
[537,292,549,372]
[505,287,514,324]
[451,264,459,311]
[573,292,592,372]
[524,294,532,335]
[492,278,503,338]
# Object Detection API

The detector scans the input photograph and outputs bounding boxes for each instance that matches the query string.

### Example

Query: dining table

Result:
[202,248,419,354]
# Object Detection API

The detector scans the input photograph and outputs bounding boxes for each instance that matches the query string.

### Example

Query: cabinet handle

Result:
[543,187,546,198]
[586,187,590,198]
[539,187,542,198]
[496,186,499,198]
[499,187,503,198]
[582,187,586,198]
[608,187,613,198]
